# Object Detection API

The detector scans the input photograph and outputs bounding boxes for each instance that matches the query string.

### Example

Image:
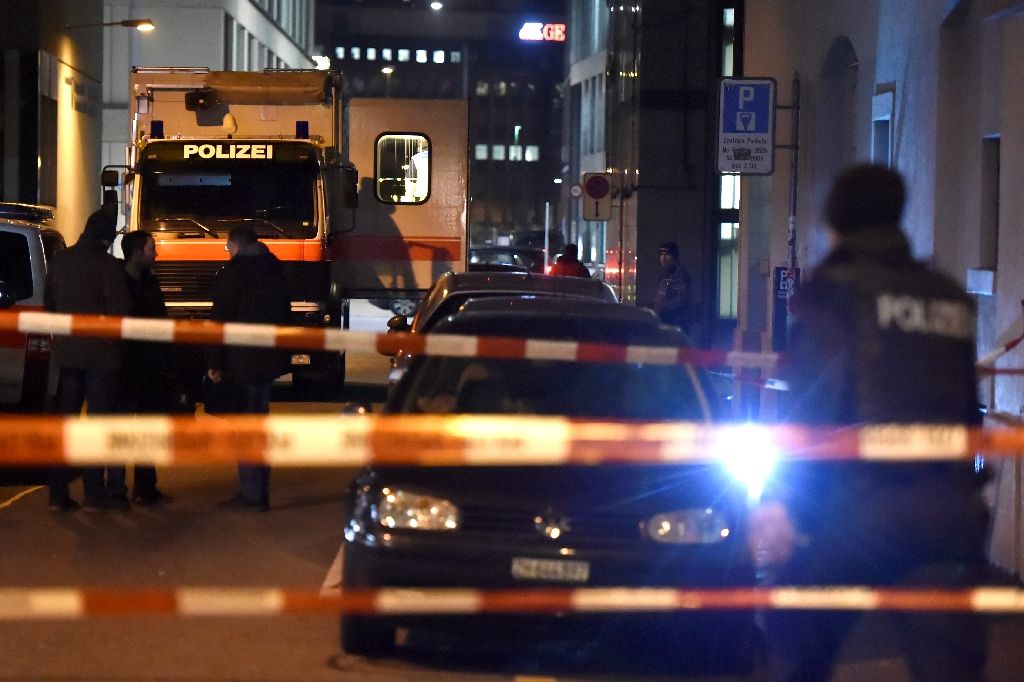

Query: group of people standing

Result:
[44,209,290,513]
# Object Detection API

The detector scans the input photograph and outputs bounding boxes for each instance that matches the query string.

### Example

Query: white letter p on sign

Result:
[738,86,755,109]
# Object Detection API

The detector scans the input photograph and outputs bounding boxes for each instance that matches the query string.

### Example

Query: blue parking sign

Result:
[717,78,776,174]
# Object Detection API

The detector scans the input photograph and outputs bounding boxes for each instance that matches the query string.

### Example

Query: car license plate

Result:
[291,354,311,365]
[511,557,590,583]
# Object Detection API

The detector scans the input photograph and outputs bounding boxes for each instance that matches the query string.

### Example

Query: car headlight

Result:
[377,487,460,531]
[645,509,731,544]
[714,423,778,501]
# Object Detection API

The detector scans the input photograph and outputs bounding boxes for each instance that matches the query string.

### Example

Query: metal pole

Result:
[543,201,551,268]
[787,72,801,287]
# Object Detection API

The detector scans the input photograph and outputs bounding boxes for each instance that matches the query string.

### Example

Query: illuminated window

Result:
[525,145,540,162]
[334,46,345,59]
[474,144,488,160]
[491,144,506,161]
[508,145,523,161]
[376,133,431,204]
[496,81,507,96]
[451,51,462,63]
[398,49,410,62]
[475,81,489,96]
[366,47,377,61]
[721,174,740,209]
[416,49,428,63]
[382,48,393,61]
[433,50,445,64]
[350,47,361,60]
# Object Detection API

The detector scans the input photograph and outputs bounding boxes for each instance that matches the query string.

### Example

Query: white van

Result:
[0,204,65,411]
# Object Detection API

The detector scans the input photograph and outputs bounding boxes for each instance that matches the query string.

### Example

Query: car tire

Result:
[341,615,396,657]
[389,298,417,316]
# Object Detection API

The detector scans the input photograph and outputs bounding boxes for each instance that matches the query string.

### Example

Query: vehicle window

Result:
[376,133,430,204]
[40,229,66,264]
[137,141,318,238]
[0,231,33,300]
[398,357,708,420]
[422,294,471,331]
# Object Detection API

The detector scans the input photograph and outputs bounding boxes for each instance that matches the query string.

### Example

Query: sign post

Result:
[581,172,611,221]
[717,78,776,175]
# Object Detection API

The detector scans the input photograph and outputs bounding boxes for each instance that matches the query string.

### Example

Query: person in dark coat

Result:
[751,164,989,681]
[43,209,132,511]
[206,227,291,511]
[120,230,175,505]
[652,240,694,333]
[548,244,591,278]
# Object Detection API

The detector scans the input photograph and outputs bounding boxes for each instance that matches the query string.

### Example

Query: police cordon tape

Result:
[0,309,779,370]
[3,585,1024,618]
[1,414,1024,466]
[7,308,1024,379]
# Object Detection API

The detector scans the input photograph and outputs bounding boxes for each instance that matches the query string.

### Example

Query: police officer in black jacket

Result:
[206,227,291,511]
[750,165,990,681]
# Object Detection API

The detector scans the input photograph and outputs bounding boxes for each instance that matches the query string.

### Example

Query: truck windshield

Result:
[137,141,319,239]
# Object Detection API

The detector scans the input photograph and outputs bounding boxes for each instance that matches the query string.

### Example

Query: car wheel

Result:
[389,298,417,316]
[341,615,396,657]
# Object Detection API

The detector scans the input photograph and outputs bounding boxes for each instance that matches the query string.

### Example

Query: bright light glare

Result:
[430,1,443,9]
[715,423,777,501]
[381,66,395,75]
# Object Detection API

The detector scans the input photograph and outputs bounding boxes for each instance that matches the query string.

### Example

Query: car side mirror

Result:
[0,281,17,309]
[387,314,411,333]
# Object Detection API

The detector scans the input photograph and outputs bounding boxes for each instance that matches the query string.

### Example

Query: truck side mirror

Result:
[341,162,358,209]
[100,169,119,187]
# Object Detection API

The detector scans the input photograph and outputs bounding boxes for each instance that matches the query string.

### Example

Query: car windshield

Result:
[137,141,318,239]
[393,356,709,420]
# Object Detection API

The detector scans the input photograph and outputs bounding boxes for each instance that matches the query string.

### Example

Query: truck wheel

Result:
[341,615,396,657]
[389,298,417,316]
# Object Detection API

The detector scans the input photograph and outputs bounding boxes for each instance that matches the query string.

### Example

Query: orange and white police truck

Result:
[105,67,467,396]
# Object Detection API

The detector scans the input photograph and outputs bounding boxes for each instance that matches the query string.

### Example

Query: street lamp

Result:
[65,18,156,32]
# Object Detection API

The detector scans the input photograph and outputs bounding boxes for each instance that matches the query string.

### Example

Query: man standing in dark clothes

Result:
[652,240,694,333]
[120,230,174,505]
[750,164,989,681]
[44,209,132,511]
[207,227,291,511]
[548,244,591,278]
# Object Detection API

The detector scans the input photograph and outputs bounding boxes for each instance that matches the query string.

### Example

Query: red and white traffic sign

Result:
[582,172,612,221]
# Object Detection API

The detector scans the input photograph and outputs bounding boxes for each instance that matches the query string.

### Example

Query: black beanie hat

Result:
[658,241,679,258]
[83,209,116,242]
[825,164,906,234]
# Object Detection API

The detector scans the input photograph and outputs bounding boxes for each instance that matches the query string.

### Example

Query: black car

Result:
[468,245,546,274]
[342,298,760,668]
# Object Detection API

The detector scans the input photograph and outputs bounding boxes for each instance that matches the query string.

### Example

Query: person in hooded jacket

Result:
[44,209,132,511]
[548,244,591,278]
[750,164,989,681]
[206,227,291,511]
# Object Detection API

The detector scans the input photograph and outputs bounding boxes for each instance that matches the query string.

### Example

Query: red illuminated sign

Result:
[519,22,567,43]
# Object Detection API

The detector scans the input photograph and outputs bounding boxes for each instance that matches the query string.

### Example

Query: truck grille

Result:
[153,261,223,303]
[459,504,645,548]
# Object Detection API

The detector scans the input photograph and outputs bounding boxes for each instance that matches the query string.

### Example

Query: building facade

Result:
[1,1,106,239]
[566,0,738,348]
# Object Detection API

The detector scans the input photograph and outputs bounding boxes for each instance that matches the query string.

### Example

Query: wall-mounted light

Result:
[65,18,156,32]
[381,66,395,75]
[430,2,444,10]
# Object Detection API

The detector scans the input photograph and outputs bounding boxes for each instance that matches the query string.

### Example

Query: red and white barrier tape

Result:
[0,415,1021,466]
[0,310,781,371]
[1,586,1023,618]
